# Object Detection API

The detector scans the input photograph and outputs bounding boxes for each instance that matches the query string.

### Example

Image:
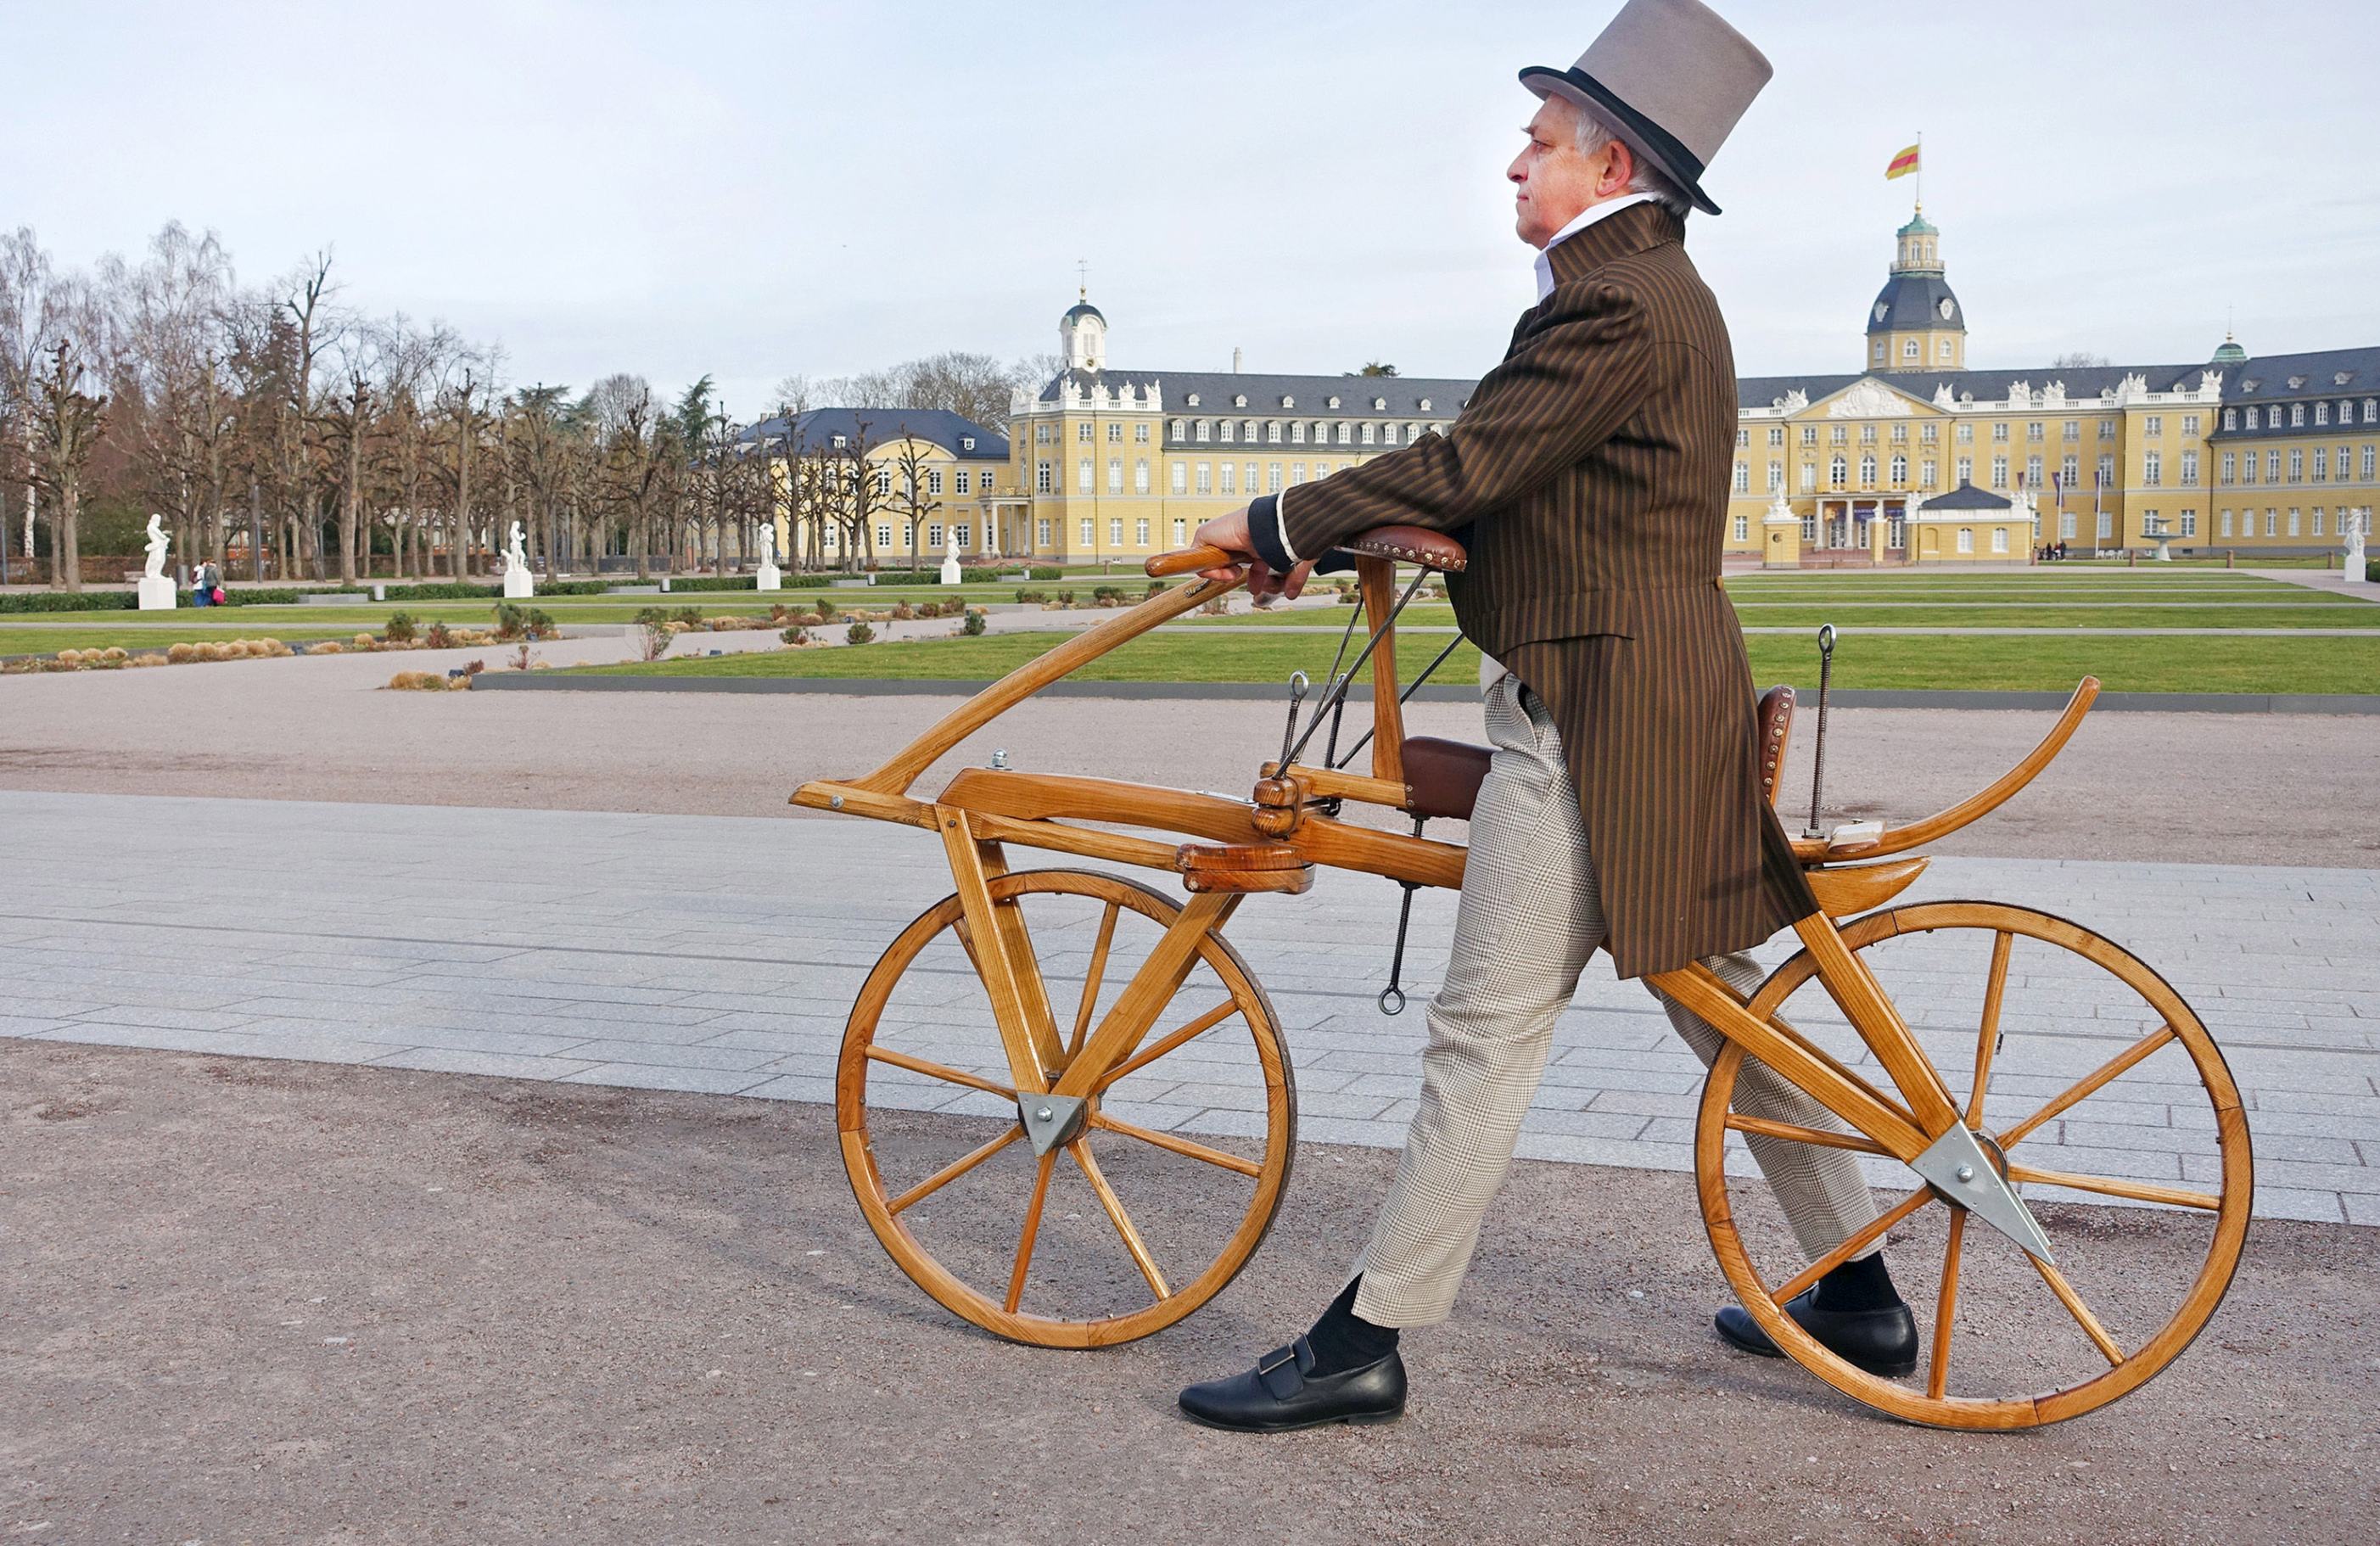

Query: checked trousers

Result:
[1349,672,1884,1328]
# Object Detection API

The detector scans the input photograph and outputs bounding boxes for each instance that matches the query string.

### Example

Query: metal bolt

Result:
[828,794,843,809]
[1036,1106,1053,1122]
[990,748,1011,770]
[1954,1164,1975,1183]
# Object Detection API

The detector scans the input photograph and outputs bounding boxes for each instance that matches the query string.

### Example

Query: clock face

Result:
[1873,301,1890,323]
[1938,298,1957,321]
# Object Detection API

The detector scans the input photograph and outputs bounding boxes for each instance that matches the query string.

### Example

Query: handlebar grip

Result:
[1145,545,1239,578]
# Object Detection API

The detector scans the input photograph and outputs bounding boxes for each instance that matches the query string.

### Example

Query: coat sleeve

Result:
[1247,275,1672,570]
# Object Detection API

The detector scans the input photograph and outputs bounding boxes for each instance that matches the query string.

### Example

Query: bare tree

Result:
[0,227,64,581]
[25,338,109,590]
[2050,351,2111,370]
[889,426,942,569]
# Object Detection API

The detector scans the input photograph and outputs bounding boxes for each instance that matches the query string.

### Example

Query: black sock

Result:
[1812,1251,1901,1313]
[1302,1276,1399,1376]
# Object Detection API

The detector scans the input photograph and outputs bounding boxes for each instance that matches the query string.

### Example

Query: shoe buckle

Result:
[1256,1343,1298,1379]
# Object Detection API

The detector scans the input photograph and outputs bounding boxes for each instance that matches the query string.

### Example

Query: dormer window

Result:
[1233,394,1247,408]
[1372,397,1386,411]
[1280,395,1295,408]
[1327,395,1341,409]
[1419,398,1432,412]
[2338,372,2355,386]
[1185,393,1201,406]
[960,436,975,451]
[2241,379,2259,391]
[831,434,847,449]
[2288,376,2306,389]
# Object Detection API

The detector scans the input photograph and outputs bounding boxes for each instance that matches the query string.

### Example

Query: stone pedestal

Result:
[939,553,962,585]
[2345,534,2368,585]
[755,560,781,591]
[137,576,176,611]
[502,569,535,599]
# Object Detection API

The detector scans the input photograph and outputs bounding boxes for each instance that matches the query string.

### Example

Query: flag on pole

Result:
[1885,143,1921,180]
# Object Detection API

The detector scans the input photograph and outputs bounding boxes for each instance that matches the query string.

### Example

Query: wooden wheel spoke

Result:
[1089,1111,1263,1177]
[1997,1024,2178,1148]
[1067,1138,1170,1300]
[887,1126,1023,1216]
[1005,1151,1057,1314]
[864,1044,1016,1101]
[2030,1254,2126,1367]
[1967,931,2013,1126]
[2006,1162,2221,1212]
[1095,998,1241,1091]
[1927,1209,1967,1400]
[1067,901,1123,1062]
[1725,1112,1890,1156]
[1772,1185,1934,1305]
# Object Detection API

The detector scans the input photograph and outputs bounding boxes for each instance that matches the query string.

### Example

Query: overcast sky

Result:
[8,0,2376,415]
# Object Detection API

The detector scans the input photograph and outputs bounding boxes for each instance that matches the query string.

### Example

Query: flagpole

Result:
[1915,130,1924,211]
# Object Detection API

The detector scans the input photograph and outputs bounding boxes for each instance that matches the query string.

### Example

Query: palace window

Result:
[2366,400,2379,423]
[1172,518,1187,544]
[1956,457,1973,485]
[1289,421,1305,444]
[1800,463,1817,493]
[2028,421,2045,441]
[1768,462,1785,492]
[1831,425,1848,445]
[2180,510,2198,537]
[2266,450,2282,481]
[1828,456,1847,489]
[1171,462,1188,494]
[2266,510,2279,535]
[1736,428,1750,448]
[954,523,971,549]
[1991,527,2009,554]
[2027,455,2043,488]
[2064,454,2080,485]
[2220,509,2233,538]
[1078,422,1093,442]
[1196,462,1212,494]
[954,469,969,495]
[928,469,944,495]
[1134,458,1150,493]
[876,524,894,548]
[1733,512,1749,541]
[2242,450,2258,485]
[1078,458,1093,493]
[1336,423,1351,444]
[1873,340,1886,363]
[1861,423,1878,444]
[1035,423,1050,445]
[1769,426,1785,447]
[1921,458,1937,487]
[1991,456,2008,490]
[2061,509,2077,540]
[1267,463,1283,493]
[1992,422,2010,442]
[1801,426,1818,446]
[1135,518,1150,546]
[1137,422,1151,443]
[1266,421,1281,443]
[1107,422,1123,443]
[1903,339,1919,361]
[1110,519,1123,546]
[1358,422,1374,445]
[2244,407,2260,429]
[2183,414,2200,438]
[2142,451,2161,487]
[2289,449,2304,483]
[1219,462,1235,496]
[1957,423,1974,444]
[2288,508,2302,536]
[1218,420,1235,444]
[2099,419,2116,437]
[1939,338,1953,360]
[1800,509,1817,542]
[1169,419,1184,440]
[2144,415,2162,437]
[1107,457,1123,492]
[1733,462,1750,493]
[2312,403,2328,426]
[2291,404,2306,427]
[1957,528,1974,553]
[2314,508,2327,536]
[1922,423,1939,443]
[1291,462,1307,485]
[1890,454,1907,485]
[2314,447,2328,481]
[1384,424,1400,445]
[1891,423,1908,444]
[874,468,893,496]
[1888,513,1905,547]
[1036,518,1051,546]
[2365,445,2377,479]
[1036,460,1053,493]
[2099,454,2116,486]
[2223,409,2237,431]
[2063,420,2080,439]
[1080,518,1095,546]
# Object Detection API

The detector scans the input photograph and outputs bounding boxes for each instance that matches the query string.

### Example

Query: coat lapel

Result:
[1545,201,1684,290]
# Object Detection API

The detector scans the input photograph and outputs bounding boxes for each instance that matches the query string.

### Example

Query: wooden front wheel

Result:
[838,869,1296,1347]
[1697,902,2253,1429]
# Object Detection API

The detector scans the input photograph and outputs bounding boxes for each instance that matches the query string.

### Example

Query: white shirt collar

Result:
[1532,192,1654,301]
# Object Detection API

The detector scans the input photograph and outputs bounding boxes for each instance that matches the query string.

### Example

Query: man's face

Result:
[1508,95,1624,249]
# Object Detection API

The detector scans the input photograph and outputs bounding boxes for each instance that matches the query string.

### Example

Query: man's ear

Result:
[1598,139,1636,199]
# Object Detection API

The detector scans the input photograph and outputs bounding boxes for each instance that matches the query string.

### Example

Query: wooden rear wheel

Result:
[1697,902,2253,1429]
[838,869,1295,1347]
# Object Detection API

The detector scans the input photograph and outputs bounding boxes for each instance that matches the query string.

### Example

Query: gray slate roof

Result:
[1042,367,1470,419]
[740,407,1008,461]
[2221,344,2380,401]
[1918,479,2013,511]
[1867,272,1963,334]
[1739,361,2221,412]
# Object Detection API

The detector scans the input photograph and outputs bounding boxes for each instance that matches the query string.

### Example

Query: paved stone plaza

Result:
[3,787,2372,1224]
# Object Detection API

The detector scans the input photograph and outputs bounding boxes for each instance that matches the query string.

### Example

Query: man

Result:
[1176,0,1918,1433]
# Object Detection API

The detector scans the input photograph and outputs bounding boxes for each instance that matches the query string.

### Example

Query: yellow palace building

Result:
[783,200,2375,569]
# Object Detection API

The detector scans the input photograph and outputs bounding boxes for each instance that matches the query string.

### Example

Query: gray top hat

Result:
[1520,0,1772,216]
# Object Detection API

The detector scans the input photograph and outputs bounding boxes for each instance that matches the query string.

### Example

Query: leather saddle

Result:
[1403,684,1797,824]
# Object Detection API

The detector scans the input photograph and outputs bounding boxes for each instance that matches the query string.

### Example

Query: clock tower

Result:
[1863,208,1967,373]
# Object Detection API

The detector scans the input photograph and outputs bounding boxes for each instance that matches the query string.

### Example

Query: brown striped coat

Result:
[1259,200,1817,977]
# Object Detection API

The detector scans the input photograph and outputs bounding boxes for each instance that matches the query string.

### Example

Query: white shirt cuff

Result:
[1273,485,1300,565]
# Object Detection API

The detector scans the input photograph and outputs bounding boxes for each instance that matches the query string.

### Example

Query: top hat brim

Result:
[1520,64,1722,216]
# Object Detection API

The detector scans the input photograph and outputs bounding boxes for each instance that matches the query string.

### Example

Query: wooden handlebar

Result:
[1145,545,1239,578]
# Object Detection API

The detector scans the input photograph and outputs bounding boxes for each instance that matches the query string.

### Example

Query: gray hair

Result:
[1572,109,1690,218]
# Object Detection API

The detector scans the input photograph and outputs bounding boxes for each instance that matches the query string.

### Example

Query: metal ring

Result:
[1377,986,1406,1017]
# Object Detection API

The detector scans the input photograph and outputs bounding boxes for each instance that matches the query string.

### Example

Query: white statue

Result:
[137,515,176,610]
[501,518,535,599]
[755,524,782,591]
[938,529,963,586]
[2344,508,2369,585]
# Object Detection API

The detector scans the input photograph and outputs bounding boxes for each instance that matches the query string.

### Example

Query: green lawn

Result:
[567,629,2380,695]
[1187,602,2380,630]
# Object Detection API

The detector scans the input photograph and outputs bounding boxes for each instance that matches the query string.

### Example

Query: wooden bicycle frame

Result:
[794,563,2103,1216]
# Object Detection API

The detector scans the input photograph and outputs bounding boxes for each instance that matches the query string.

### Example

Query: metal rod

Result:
[1333,633,1463,770]
[1378,815,1426,1015]
[1806,623,1836,838]
[1280,566,1429,769]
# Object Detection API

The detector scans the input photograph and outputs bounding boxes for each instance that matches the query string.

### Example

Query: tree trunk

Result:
[56,473,81,591]
[338,426,362,585]
[249,478,263,582]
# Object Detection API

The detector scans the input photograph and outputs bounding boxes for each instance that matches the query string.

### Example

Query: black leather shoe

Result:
[1715,1291,1919,1377]
[1178,1334,1407,1432]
